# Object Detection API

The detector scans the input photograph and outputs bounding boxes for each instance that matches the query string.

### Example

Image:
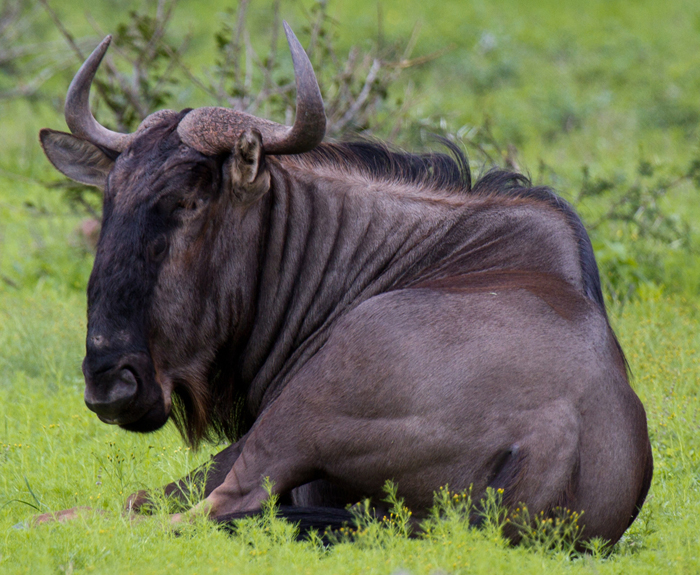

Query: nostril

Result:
[115,367,138,392]
[84,366,139,419]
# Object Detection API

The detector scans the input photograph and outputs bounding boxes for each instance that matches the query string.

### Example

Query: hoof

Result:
[31,506,93,526]
[124,490,153,514]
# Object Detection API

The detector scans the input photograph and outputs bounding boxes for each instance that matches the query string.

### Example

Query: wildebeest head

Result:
[38,24,325,439]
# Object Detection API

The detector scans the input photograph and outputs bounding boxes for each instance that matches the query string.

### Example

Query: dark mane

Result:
[286,139,473,194]
[290,140,606,315]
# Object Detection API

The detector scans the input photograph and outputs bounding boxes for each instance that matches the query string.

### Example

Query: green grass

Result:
[1,0,700,572]
[1,290,699,573]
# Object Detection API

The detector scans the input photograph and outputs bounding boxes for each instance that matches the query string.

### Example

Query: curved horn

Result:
[65,36,135,152]
[177,22,326,156]
[264,21,326,154]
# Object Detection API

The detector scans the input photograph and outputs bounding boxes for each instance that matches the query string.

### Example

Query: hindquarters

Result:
[485,318,652,545]
[287,278,651,545]
[460,285,652,545]
[570,345,653,543]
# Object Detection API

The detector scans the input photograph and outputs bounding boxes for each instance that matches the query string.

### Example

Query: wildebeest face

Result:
[40,118,271,433]
[39,25,322,437]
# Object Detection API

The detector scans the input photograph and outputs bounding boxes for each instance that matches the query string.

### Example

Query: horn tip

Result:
[88,35,112,62]
[282,21,298,45]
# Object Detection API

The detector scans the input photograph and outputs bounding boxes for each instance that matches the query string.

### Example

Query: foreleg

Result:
[126,435,248,513]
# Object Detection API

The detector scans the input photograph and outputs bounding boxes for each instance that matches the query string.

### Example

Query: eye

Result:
[149,235,168,263]
[180,196,209,211]
[155,193,209,220]
[156,195,181,217]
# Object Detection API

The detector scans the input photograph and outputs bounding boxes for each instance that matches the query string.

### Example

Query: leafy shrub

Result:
[6,1,697,303]
[12,0,432,262]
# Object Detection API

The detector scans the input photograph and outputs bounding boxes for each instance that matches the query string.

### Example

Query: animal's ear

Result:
[224,129,271,205]
[39,128,115,189]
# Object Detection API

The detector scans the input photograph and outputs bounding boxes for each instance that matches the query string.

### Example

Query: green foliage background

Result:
[1,0,699,573]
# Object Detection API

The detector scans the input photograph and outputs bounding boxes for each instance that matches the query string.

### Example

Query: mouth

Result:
[115,368,173,432]
[117,397,171,433]
[83,352,172,432]
[97,415,120,425]
[93,392,169,428]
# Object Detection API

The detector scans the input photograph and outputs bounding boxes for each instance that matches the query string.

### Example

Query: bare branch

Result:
[0,58,72,99]
[37,0,84,60]
[388,45,455,70]
[141,0,178,66]
[221,0,248,98]
[161,42,218,100]
[333,58,381,133]
[402,21,422,61]
[264,0,281,91]
[243,29,254,109]
[306,0,327,59]
[152,34,190,96]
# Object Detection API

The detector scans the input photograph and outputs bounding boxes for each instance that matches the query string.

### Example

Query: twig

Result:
[306,0,328,59]
[0,59,73,98]
[1,275,19,289]
[244,30,254,109]
[263,0,281,94]
[41,3,146,121]
[142,0,178,66]
[152,33,191,95]
[401,21,422,62]
[333,58,381,133]
[388,81,416,141]
[388,45,455,69]
[73,194,100,220]
[84,14,152,122]
[164,57,217,102]
[0,0,21,37]
[0,40,73,64]
[37,0,84,60]
[376,2,384,49]
[221,0,248,98]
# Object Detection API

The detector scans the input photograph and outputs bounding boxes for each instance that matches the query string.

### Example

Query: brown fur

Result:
[411,270,591,322]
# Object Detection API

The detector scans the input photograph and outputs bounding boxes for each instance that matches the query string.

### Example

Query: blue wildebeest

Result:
[39,25,651,544]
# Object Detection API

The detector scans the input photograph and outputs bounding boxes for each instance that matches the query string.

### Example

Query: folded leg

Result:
[126,435,248,513]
